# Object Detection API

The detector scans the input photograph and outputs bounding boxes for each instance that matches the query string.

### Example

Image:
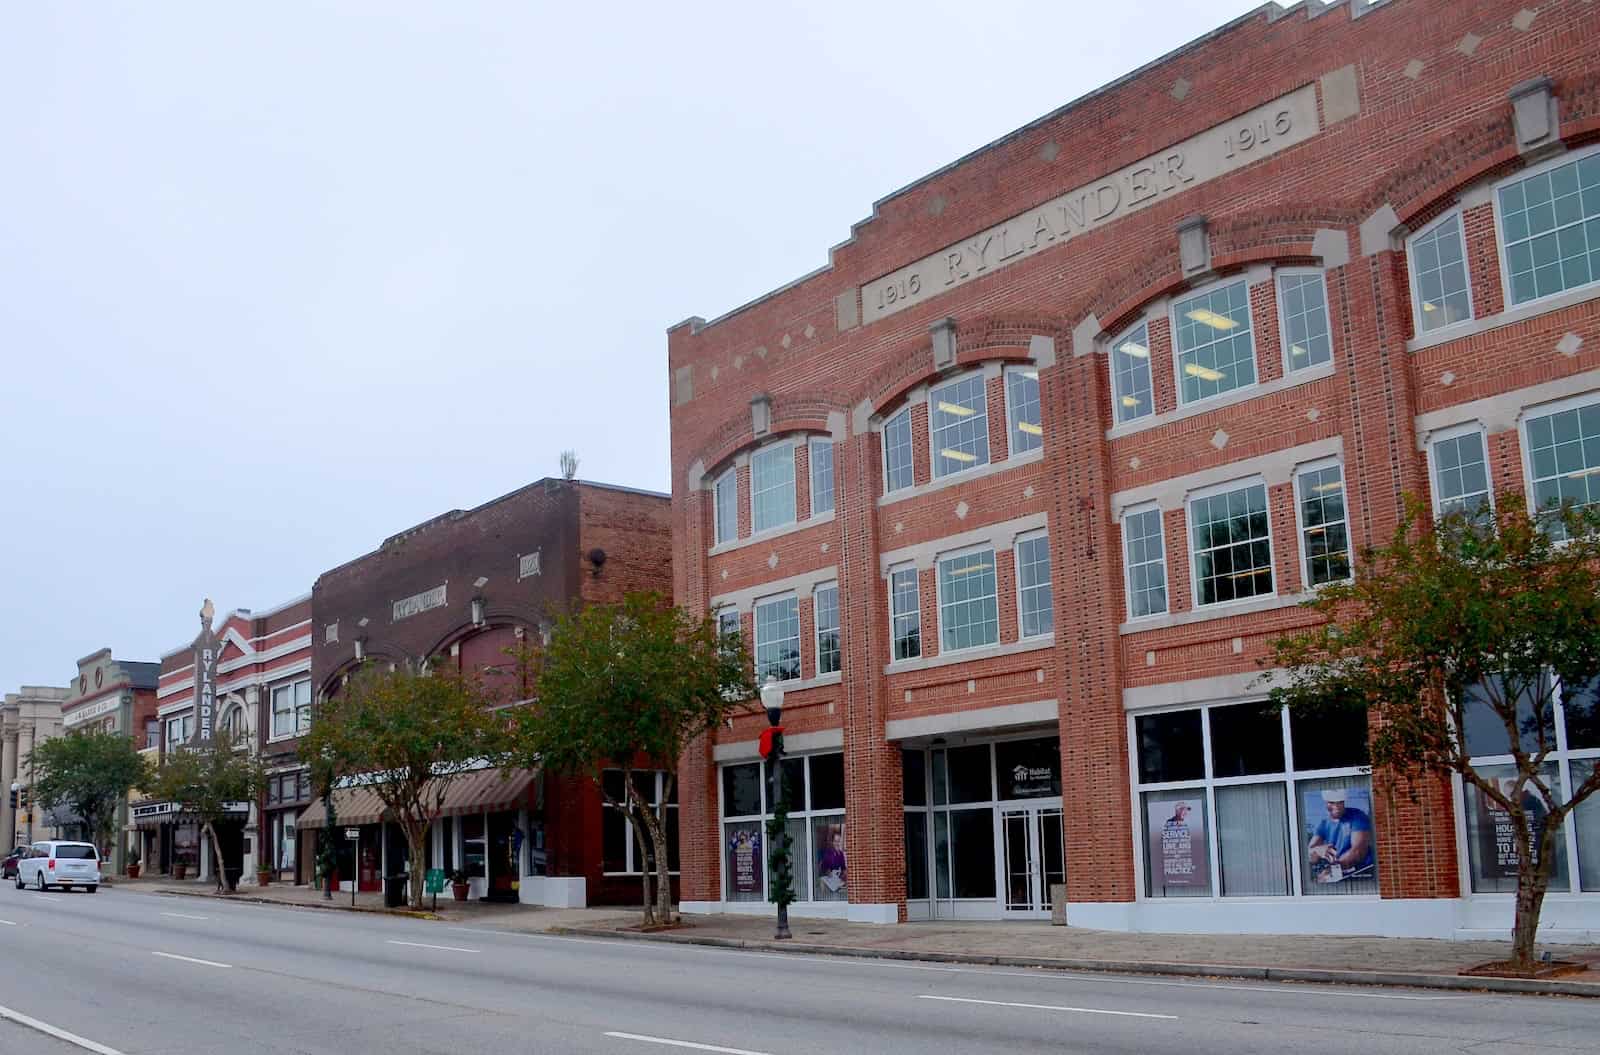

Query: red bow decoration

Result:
[759,726,783,759]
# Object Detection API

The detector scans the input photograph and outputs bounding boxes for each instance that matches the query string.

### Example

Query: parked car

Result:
[15,841,100,893]
[1,847,24,880]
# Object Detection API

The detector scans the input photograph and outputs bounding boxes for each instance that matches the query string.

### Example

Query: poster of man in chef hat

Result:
[1304,784,1377,885]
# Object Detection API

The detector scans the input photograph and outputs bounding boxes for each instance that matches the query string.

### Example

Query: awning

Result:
[296,767,536,830]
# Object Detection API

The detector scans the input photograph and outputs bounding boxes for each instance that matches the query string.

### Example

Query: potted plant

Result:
[257,864,272,886]
[449,869,469,902]
[125,846,141,880]
[173,860,188,881]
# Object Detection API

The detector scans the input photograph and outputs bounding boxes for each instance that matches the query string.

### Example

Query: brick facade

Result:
[668,0,1600,935]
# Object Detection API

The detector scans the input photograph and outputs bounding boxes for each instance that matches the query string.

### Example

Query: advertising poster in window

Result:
[815,821,846,896]
[727,825,763,895]
[1302,785,1377,885]
[1145,798,1208,889]
[1475,779,1549,880]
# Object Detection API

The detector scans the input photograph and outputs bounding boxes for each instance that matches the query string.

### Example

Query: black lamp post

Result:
[761,676,793,940]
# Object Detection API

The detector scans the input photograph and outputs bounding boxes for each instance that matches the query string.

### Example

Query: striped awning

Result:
[296,766,536,830]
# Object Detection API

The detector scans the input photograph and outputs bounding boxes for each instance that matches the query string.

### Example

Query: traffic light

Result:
[17,787,27,811]
[6,787,14,810]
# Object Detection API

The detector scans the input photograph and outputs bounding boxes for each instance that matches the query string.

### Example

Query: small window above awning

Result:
[296,767,536,830]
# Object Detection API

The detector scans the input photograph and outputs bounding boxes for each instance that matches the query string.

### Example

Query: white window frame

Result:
[934,543,1001,655]
[1491,144,1600,313]
[1274,267,1334,374]
[1186,475,1277,611]
[1170,275,1259,408]
[1425,421,1495,521]
[1292,457,1354,589]
[1517,390,1600,533]
[749,439,798,535]
[1013,530,1053,640]
[927,370,991,479]
[601,769,680,877]
[1121,501,1169,621]
[752,591,801,684]
[882,406,915,495]
[1405,208,1475,335]
[718,751,846,904]
[165,713,193,749]
[812,581,841,677]
[713,468,738,544]
[1108,318,1156,425]
[269,677,312,742]
[887,562,922,662]
[808,437,835,517]
[1003,365,1043,456]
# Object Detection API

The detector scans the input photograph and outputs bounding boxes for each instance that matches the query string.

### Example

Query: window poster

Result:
[1302,785,1377,885]
[1146,797,1209,889]
[727,825,763,895]
[1475,778,1549,880]
[815,821,846,895]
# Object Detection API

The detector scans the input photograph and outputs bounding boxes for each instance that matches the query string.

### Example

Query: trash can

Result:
[223,866,243,892]
[384,873,407,908]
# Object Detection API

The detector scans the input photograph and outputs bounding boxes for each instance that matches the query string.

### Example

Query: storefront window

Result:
[601,770,679,875]
[461,814,486,879]
[719,753,845,904]
[995,738,1061,799]
[1572,760,1600,892]
[1463,763,1568,894]
[1133,702,1375,899]
[904,813,929,899]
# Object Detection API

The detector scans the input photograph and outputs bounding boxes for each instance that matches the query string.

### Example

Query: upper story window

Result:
[750,443,796,534]
[1427,425,1492,523]
[753,594,800,683]
[1111,321,1154,424]
[165,713,193,748]
[1498,150,1600,306]
[1189,480,1274,607]
[1173,279,1256,405]
[814,582,841,676]
[271,678,312,739]
[889,565,921,661]
[1004,367,1042,454]
[1295,460,1352,587]
[809,439,835,516]
[1407,211,1472,333]
[1276,270,1332,372]
[938,547,999,652]
[883,407,915,494]
[1014,532,1053,638]
[929,373,990,478]
[713,470,738,545]
[1122,504,1168,619]
[715,607,741,657]
[1524,396,1600,539]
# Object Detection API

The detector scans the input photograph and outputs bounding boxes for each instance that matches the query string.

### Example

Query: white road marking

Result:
[35,896,63,903]
[0,1002,126,1054]
[386,940,479,953]
[917,994,1177,1020]
[159,912,210,921]
[152,951,231,968]
[604,1032,771,1055]
[0,919,15,926]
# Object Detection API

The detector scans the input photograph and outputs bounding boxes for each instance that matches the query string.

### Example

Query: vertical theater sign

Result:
[191,598,218,747]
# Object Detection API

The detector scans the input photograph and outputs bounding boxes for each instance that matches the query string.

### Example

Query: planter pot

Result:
[173,863,188,881]
[257,871,271,886]
[451,883,469,902]
[126,864,141,879]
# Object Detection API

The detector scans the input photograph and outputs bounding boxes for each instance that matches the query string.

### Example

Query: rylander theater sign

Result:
[860,83,1322,323]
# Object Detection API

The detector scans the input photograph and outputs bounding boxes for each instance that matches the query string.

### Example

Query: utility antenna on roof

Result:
[559,449,579,481]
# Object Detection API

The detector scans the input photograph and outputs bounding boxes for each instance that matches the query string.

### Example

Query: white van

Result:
[15,841,100,893]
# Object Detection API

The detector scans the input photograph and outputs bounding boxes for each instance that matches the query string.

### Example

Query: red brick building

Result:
[668,0,1600,937]
[59,650,160,874]
[301,477,673,906]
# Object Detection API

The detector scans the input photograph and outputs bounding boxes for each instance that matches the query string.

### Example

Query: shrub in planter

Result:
[449,869,469,901]
[256,868,271,886]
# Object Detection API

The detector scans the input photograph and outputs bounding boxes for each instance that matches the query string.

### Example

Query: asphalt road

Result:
[0,882,1596,1055]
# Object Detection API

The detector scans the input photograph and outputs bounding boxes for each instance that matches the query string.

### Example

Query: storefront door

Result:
[1001,805,1064,916]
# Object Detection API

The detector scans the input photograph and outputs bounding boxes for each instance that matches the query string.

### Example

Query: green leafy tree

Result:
[1267,493,1600,969]
[298,664,507,909]
[27,730,149,861]
[147,735,270,892]
[508,591,754,926]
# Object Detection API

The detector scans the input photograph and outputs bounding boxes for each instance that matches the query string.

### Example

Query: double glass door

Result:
[1001,805,1065,915]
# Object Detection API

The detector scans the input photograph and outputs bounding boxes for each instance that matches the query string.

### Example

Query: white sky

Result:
[0,0,1258,688]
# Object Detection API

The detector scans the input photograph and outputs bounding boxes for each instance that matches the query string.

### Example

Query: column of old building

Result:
[15,718,35,846]
[837,415,905,923]
[1,705,17,847]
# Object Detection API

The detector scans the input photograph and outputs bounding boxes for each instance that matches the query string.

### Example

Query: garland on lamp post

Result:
[760,677,793,940]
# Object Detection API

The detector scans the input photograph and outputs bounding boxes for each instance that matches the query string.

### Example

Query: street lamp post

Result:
[760,677,793,940]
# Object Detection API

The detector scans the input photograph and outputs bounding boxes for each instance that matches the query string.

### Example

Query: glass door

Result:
[1000,805,1065,915]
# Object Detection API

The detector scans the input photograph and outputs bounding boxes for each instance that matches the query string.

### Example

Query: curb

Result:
[547,926,1600,998]
[147,887,444,921]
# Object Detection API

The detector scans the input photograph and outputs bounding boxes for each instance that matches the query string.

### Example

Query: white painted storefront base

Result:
[680,899,851,921]
[518,875,587,908]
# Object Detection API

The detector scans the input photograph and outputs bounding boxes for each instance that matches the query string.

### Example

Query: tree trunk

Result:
[638,798,673,925]
[404,818,429,910]
[620,767,655,927]
[1511,808,1561,969]
[203,821,227,893]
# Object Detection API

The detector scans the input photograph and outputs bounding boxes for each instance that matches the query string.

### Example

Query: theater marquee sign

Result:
[859,82,1322,324]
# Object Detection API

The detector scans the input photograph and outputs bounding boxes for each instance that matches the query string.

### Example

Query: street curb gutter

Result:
[149,888,442,920]
[548,926,1600,998]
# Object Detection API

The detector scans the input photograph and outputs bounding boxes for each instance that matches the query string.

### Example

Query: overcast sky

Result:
[0,0,1256,689]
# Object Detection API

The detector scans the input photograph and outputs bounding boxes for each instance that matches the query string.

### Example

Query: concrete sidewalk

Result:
[115,876,1600,997]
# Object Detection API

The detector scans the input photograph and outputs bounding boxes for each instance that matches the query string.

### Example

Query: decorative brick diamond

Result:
[1023,485,1035,499]
[894,522,904,534]
[732,354,743,369]
[1129,456,1141,470]
[955,501,970,520]
[710,365,720,381]
[1403,59,1425,80]
[1170,77,1191,101]
[1512,8,1536,31]
[927,194,947,217]
[1440,370,1456,386]
[1210,429,1229,450]
[1457,32,1482,56]
[766,552,779,570]
[1232,637,1244,655]
[1038,140,1059,162]
[780,334,792,349]
[754,345,768,359]
[1146,651,1156,668]
[720,568,729,580]
[820,542,830,553]
[1306,408,1321,422]
[803,324,816,340]
[1557,333,1583,358]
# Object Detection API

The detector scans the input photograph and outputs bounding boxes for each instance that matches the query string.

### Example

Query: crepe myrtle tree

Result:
[147,733,270,892]
[508,592,754,926]
[27,729,150,864]
[298,663,507,909]
[1266,492,1600,970]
